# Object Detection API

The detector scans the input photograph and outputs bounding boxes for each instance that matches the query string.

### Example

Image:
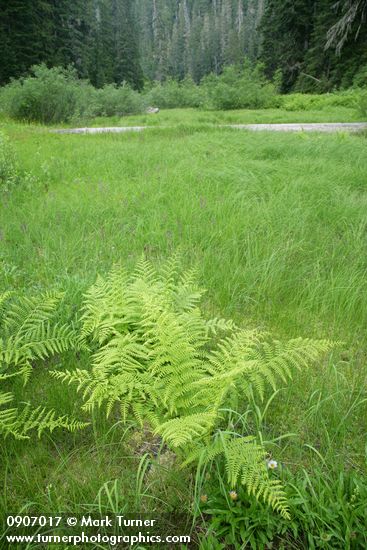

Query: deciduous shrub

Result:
[356,90,367,117]
[0,64,145,123]
[0,64,97,124]
[143,64,278,110]
[281,90,363,111]
[202,64,278,110]
[95,84,145,117]
[144,77,205,109]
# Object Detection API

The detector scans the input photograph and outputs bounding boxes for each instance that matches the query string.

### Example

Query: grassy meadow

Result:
[1,107,367,548]
[74,105,366,128]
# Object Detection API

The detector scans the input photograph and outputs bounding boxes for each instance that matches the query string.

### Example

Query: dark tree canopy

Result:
[261,0,367,91]
[0,0,143,89]
[0,0,366,91]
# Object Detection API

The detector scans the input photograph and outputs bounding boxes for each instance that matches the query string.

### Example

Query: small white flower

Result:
[267,459,278,470]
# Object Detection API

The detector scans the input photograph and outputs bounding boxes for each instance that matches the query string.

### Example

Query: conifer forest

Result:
[0,1,367,549]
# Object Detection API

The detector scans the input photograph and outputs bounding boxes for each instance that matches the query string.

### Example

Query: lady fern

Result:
[52,256,334,518]
[0,291,86,439]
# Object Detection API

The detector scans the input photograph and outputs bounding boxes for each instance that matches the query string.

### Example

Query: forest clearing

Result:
[1,106,367,548]
[1,0,367,548]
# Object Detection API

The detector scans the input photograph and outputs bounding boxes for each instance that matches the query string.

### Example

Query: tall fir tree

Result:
[111,0,143,89]
[261,0,367,91]
[0,0,54,84]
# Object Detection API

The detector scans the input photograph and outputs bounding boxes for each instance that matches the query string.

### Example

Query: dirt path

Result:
[53,122,367,135]
[224,122,367,132]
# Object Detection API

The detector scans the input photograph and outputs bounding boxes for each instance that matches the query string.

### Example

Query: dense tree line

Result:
[0,0,366,92]
[261,0,367,91]
[134,0,264,82]
[0,0,264,87]
[0,0,143,89]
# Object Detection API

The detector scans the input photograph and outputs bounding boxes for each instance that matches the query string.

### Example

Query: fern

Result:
[0,290,86,439]
[157,412,218,447]
[53,257,334,518]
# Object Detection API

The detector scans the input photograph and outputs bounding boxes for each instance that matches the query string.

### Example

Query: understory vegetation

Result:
[1,115,367,548]
[0,64,366,124]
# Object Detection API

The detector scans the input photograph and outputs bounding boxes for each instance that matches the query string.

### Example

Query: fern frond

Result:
[0,291,12,315]
[15,404,88,438]
[187,434,290,519]
[92,332,149,375]
[0,393,88,439]
[55,257,335,519]
[160,252,182,289]
[205,317,237,337]
[0,290,84,440]
[2,292,63,336]
[133,256,157,285]
[0,391,14,407]
[0,403,23,439]
[156,412,217,447]
[21,322,76,359]
[50,368,94,398]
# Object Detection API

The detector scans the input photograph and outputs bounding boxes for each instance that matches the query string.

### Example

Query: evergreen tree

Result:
[261,0,316,92]
[111,0,143,89]
[1,0,365,91]
[261,0,367,91]
[0,0,54,84]
[49,0,90,73]
[299,0,367,90]
[87,0,114,87]
[0,0,143,89]
[134,0,263,83]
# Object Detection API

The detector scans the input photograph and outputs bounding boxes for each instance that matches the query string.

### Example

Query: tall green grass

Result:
[2,125,366,340]
[1,120,367,547]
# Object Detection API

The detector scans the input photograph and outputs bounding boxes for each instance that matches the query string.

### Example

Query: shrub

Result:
[144,77,205,109]
[203,64,278,110]
[356,90,367,117]
[281,90,362,111]
[0,64,147,123]
[95,84,145,117]
[53,256,334,519]
[0,64,99,124]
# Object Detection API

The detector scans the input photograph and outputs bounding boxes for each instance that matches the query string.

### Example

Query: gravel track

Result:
[53,122,367,135]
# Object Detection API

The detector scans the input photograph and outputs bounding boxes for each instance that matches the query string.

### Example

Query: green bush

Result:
[143,64,278,111]
[0,64,98,124]
[203,64,278,110]
[145,77,205,109]
[95,83,145,117]
[0,64,145,124]
[356,90,367,117]
[1,62,364,122]
[281,90,362,111]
